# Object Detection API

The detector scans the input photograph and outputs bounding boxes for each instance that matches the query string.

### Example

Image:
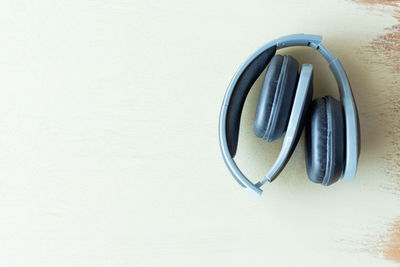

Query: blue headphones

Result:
[219,34,360,196]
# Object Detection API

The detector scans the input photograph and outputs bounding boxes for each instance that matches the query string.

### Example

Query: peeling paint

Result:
[354,0,400,263]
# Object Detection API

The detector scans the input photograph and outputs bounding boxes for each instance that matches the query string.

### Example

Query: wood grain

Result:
[354,0,400,263]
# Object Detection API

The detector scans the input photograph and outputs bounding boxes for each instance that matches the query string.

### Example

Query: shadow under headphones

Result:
[218,34,360,197]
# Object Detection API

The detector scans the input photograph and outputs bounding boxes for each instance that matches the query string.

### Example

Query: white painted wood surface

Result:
[0,0,399,266]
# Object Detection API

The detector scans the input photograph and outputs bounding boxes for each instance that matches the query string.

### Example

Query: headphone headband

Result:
[219,34,360,197]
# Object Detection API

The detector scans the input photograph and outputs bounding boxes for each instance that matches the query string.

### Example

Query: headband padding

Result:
[226,46,276,157]
[254,55,299,141]
[305,97,345,185]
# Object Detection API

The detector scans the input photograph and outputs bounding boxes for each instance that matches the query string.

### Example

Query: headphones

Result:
[219,34,360,196]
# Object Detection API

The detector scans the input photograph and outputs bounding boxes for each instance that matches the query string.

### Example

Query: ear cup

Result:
[254,55,299,142]
[305,96,345,185]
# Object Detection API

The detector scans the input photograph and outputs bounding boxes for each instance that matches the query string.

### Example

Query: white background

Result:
[0,0,399,266]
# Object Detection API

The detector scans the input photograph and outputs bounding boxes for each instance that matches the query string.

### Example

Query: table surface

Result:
[1,0,400,266]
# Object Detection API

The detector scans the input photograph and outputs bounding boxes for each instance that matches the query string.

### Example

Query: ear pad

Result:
[254,55,299,142]
[305,96,345,186]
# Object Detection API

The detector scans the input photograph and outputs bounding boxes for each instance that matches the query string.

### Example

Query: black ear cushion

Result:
[305,97,345,185]
[254,55,299,142]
